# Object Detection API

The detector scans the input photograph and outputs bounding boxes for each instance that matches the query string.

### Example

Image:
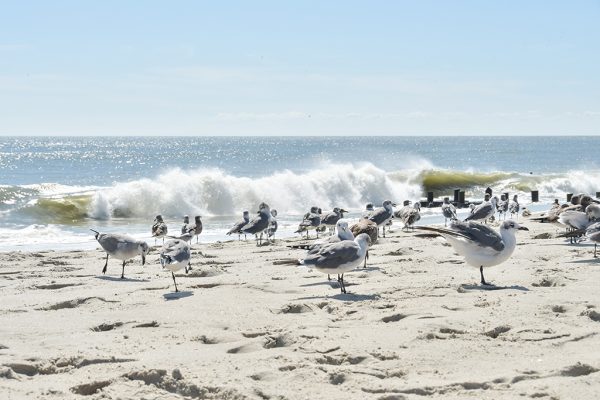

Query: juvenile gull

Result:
[415,220,528,286]
[159,239,191,292]
[226,211,250,240]
[295,206,322,239]
[464,196,498,224]
[90,230,149,279]
[368,200,396,238]
[241,202,272,246]
[441,197,457,226]
[151,215,168,244]
[298,233,371,293]
[401,202,421,231]
[394,200,412,220]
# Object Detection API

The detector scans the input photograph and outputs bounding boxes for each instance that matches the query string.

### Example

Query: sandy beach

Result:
[1,218,600,399]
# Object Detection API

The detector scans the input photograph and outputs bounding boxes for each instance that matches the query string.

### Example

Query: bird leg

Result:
[121,260,126,279]
[337,274,346,294]
[171,272,179,292]
[102,253,109,274]
[364,250,368,268]
[306,230,309,239]
[480,266,492,286]
[327,274,331,281]
[594,243,597,258]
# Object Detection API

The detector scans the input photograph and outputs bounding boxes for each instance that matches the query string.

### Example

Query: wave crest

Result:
[89,163,423,219]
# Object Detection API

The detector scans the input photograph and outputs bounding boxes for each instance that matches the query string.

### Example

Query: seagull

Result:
[441,197,457,226]
[185,216,203,244]
[295,206,322,239]
[509,195,520,219]
[362,203,375,219]
[394,200,412,220]
[464,196,498,224]
[415,220,528,286]
[368,200,396,237]
[558,210,594,243]
[560,220,600,253]
[159,239,191,292]
[401,202,421,231]
[151,215,168,244]
[241,202,272,246]
[181,215,191,234]
[90,230,149,279]
[298,233,371,293]
[289,220,356,280]
[497,195,509,221]
[586,203,600,221]
[265,209,278,241]
[226,211,250,240]
[321,207,349,234]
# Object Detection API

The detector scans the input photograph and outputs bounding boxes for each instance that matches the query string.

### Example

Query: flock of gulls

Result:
[90,191,600,293]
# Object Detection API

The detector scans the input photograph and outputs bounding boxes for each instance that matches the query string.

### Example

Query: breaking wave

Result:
[4,162,600,223]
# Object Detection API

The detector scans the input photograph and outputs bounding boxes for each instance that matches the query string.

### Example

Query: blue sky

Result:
[1,1,599,135]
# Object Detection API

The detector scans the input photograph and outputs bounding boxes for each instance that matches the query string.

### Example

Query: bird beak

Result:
[341,209,348,213]
[392,203,397,207]
[518,226,529,231]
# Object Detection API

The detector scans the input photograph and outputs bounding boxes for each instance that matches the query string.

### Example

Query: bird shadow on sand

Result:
[299,281,357,289]
[459,284,529,292]
[295,293,379,302]
[163,291,194,300]
[566,258,600,264]
[95,276,150,283]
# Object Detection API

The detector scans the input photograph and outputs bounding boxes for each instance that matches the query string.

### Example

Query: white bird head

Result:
[336,219,349,233]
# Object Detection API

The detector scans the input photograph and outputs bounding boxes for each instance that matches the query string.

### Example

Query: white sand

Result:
[1,219,600,399]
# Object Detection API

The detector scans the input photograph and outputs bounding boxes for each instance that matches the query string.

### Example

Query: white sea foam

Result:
[89,162,424,219]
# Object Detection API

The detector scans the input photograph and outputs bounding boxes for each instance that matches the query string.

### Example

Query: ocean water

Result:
[1,136,599,251]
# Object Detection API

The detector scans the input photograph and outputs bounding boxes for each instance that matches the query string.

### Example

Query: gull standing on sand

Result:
[362,203,375,219]
[226,211,250,240]
[415,220,528,286]
[321,207,348,234]
[298,233,371,294]
[159,239,191,292]
[368,200,396,238]
[442,197,457,226]
[497,195,509,221]
[289,220,356,280]
[90,230,149,279]
[241,202,272,246]
[151,215,168,244]
[181,215,191,234]
[464,196,498,224]
[295,206,322,239]
[401,202,421,231]
[561,221,600,257]
[394,200,412,220]
[185,216,203,244]
[265,209,278,241]
[509,195,520,219]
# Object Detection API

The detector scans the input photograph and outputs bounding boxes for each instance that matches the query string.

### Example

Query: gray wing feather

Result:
[369,208,391,225]
[303,241,360,269]
[464,203,492,221]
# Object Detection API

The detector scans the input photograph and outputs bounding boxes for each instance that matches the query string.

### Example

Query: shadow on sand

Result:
[459,284,529,292]
[95,276,150,283]
[163,291,194,300]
